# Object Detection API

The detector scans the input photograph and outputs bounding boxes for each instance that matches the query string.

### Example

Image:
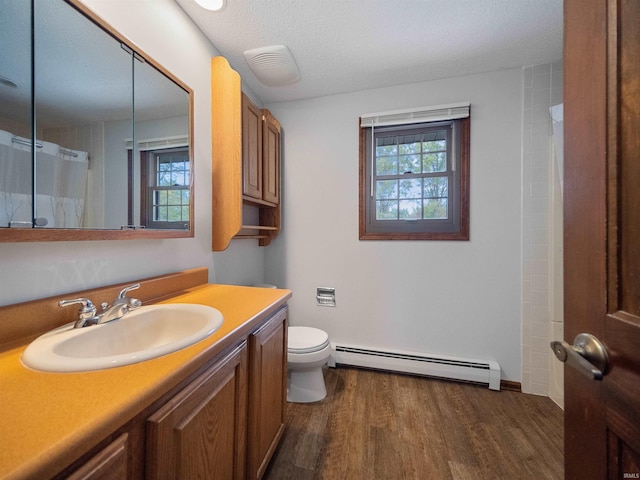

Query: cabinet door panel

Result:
[242,95,263,200]
[262,112,280,205]
[248,308,287,479]
[147,342,248,480]
[66,434,129,480]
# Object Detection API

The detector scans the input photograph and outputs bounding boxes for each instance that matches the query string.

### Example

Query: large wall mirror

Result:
[0,0,194,241]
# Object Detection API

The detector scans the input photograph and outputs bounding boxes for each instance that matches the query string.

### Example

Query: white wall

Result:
[266,69,523,381]
[0,0,264,307]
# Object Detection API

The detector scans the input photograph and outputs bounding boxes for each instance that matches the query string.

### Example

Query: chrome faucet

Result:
[59,283,142,328]
[98,284,142,324]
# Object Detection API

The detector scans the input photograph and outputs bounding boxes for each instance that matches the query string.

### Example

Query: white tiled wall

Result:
[521,61,563,401]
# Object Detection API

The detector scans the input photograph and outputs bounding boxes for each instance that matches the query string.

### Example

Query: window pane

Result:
[423,139,446,152]
[376,200,397,219]
[376,138,397,156]
[376,180,398,199]
[398,135,421,154]
[376,156,397,175]
[399,154,420,174]
[168,206,182,221]
[424,177,448,198]
[157,171,171,186]
[171,171,186,186]
[423,152,446,172]
[399,179,421,199]
[424,198,448,219]
[399,200,421,219]
[155,206,167,221]
[167,190,182,204]
[422,129,447,152]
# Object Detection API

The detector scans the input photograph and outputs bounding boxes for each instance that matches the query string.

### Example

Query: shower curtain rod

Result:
[11,136,79,157]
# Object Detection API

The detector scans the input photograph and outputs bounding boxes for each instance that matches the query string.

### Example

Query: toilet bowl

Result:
[287,326,331,403]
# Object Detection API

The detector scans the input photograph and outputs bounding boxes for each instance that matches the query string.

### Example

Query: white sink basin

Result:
[22,304,223,372]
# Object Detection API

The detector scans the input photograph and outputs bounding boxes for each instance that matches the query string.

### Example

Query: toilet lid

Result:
[288,326,330,354]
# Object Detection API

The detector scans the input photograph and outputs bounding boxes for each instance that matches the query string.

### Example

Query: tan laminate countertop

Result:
[0,284,291,480]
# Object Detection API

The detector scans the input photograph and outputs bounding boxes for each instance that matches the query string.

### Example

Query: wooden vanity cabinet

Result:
[54,306,288,480]
[144,306,288,480]
[144,307,288,480]
[146,342,248,480]
[247,307,287,480]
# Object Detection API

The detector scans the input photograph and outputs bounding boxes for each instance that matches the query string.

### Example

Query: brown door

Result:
[561,0,640,479]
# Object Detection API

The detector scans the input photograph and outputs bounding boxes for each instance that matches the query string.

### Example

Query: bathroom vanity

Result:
[0,268,291,479]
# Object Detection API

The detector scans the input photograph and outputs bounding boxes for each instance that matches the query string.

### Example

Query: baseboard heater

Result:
[331,344,501,391]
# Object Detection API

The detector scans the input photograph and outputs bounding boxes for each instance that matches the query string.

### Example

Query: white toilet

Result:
[287,326,331,403]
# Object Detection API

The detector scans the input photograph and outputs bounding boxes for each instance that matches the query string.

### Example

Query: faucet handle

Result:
[128,297,142,309]
[58,297,97,319]
[117,283,140,299]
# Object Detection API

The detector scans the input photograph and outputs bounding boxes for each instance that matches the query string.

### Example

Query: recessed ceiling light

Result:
[194,0,225,11]
[0,75,17,88]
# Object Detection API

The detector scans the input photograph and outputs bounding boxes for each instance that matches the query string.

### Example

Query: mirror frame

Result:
[0,0,195,243]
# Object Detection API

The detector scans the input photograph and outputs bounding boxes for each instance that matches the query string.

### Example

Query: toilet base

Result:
[287,367,327,403]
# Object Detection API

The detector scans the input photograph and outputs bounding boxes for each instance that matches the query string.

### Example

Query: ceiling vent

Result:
[242,45,300,87]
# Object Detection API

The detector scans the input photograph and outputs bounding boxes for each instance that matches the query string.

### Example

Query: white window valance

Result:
[125,134,189,151]
[360,102,470,128]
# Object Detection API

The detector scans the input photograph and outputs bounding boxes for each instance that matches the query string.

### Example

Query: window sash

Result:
[365,121,460,233]
[143,147,191,229]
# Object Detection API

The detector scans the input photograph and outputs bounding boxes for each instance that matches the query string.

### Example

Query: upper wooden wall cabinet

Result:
[242,95,281,206]
[211,57,281,251]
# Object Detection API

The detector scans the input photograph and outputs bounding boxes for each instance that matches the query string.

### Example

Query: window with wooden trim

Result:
[141,147,191,230]
[359,105,470,240]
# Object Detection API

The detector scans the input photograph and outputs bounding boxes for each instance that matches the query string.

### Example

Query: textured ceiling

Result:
[175,0,563,105]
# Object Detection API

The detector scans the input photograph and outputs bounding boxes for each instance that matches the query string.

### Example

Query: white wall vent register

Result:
[243,45,300,86]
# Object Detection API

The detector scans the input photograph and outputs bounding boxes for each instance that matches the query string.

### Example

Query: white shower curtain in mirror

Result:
[0,129,33,227]
[0,128,89,228]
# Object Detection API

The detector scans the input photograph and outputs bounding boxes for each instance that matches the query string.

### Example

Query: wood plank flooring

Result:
[264,367,563,480]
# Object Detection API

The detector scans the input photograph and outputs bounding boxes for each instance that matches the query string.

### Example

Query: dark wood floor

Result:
[264,367,563,480]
